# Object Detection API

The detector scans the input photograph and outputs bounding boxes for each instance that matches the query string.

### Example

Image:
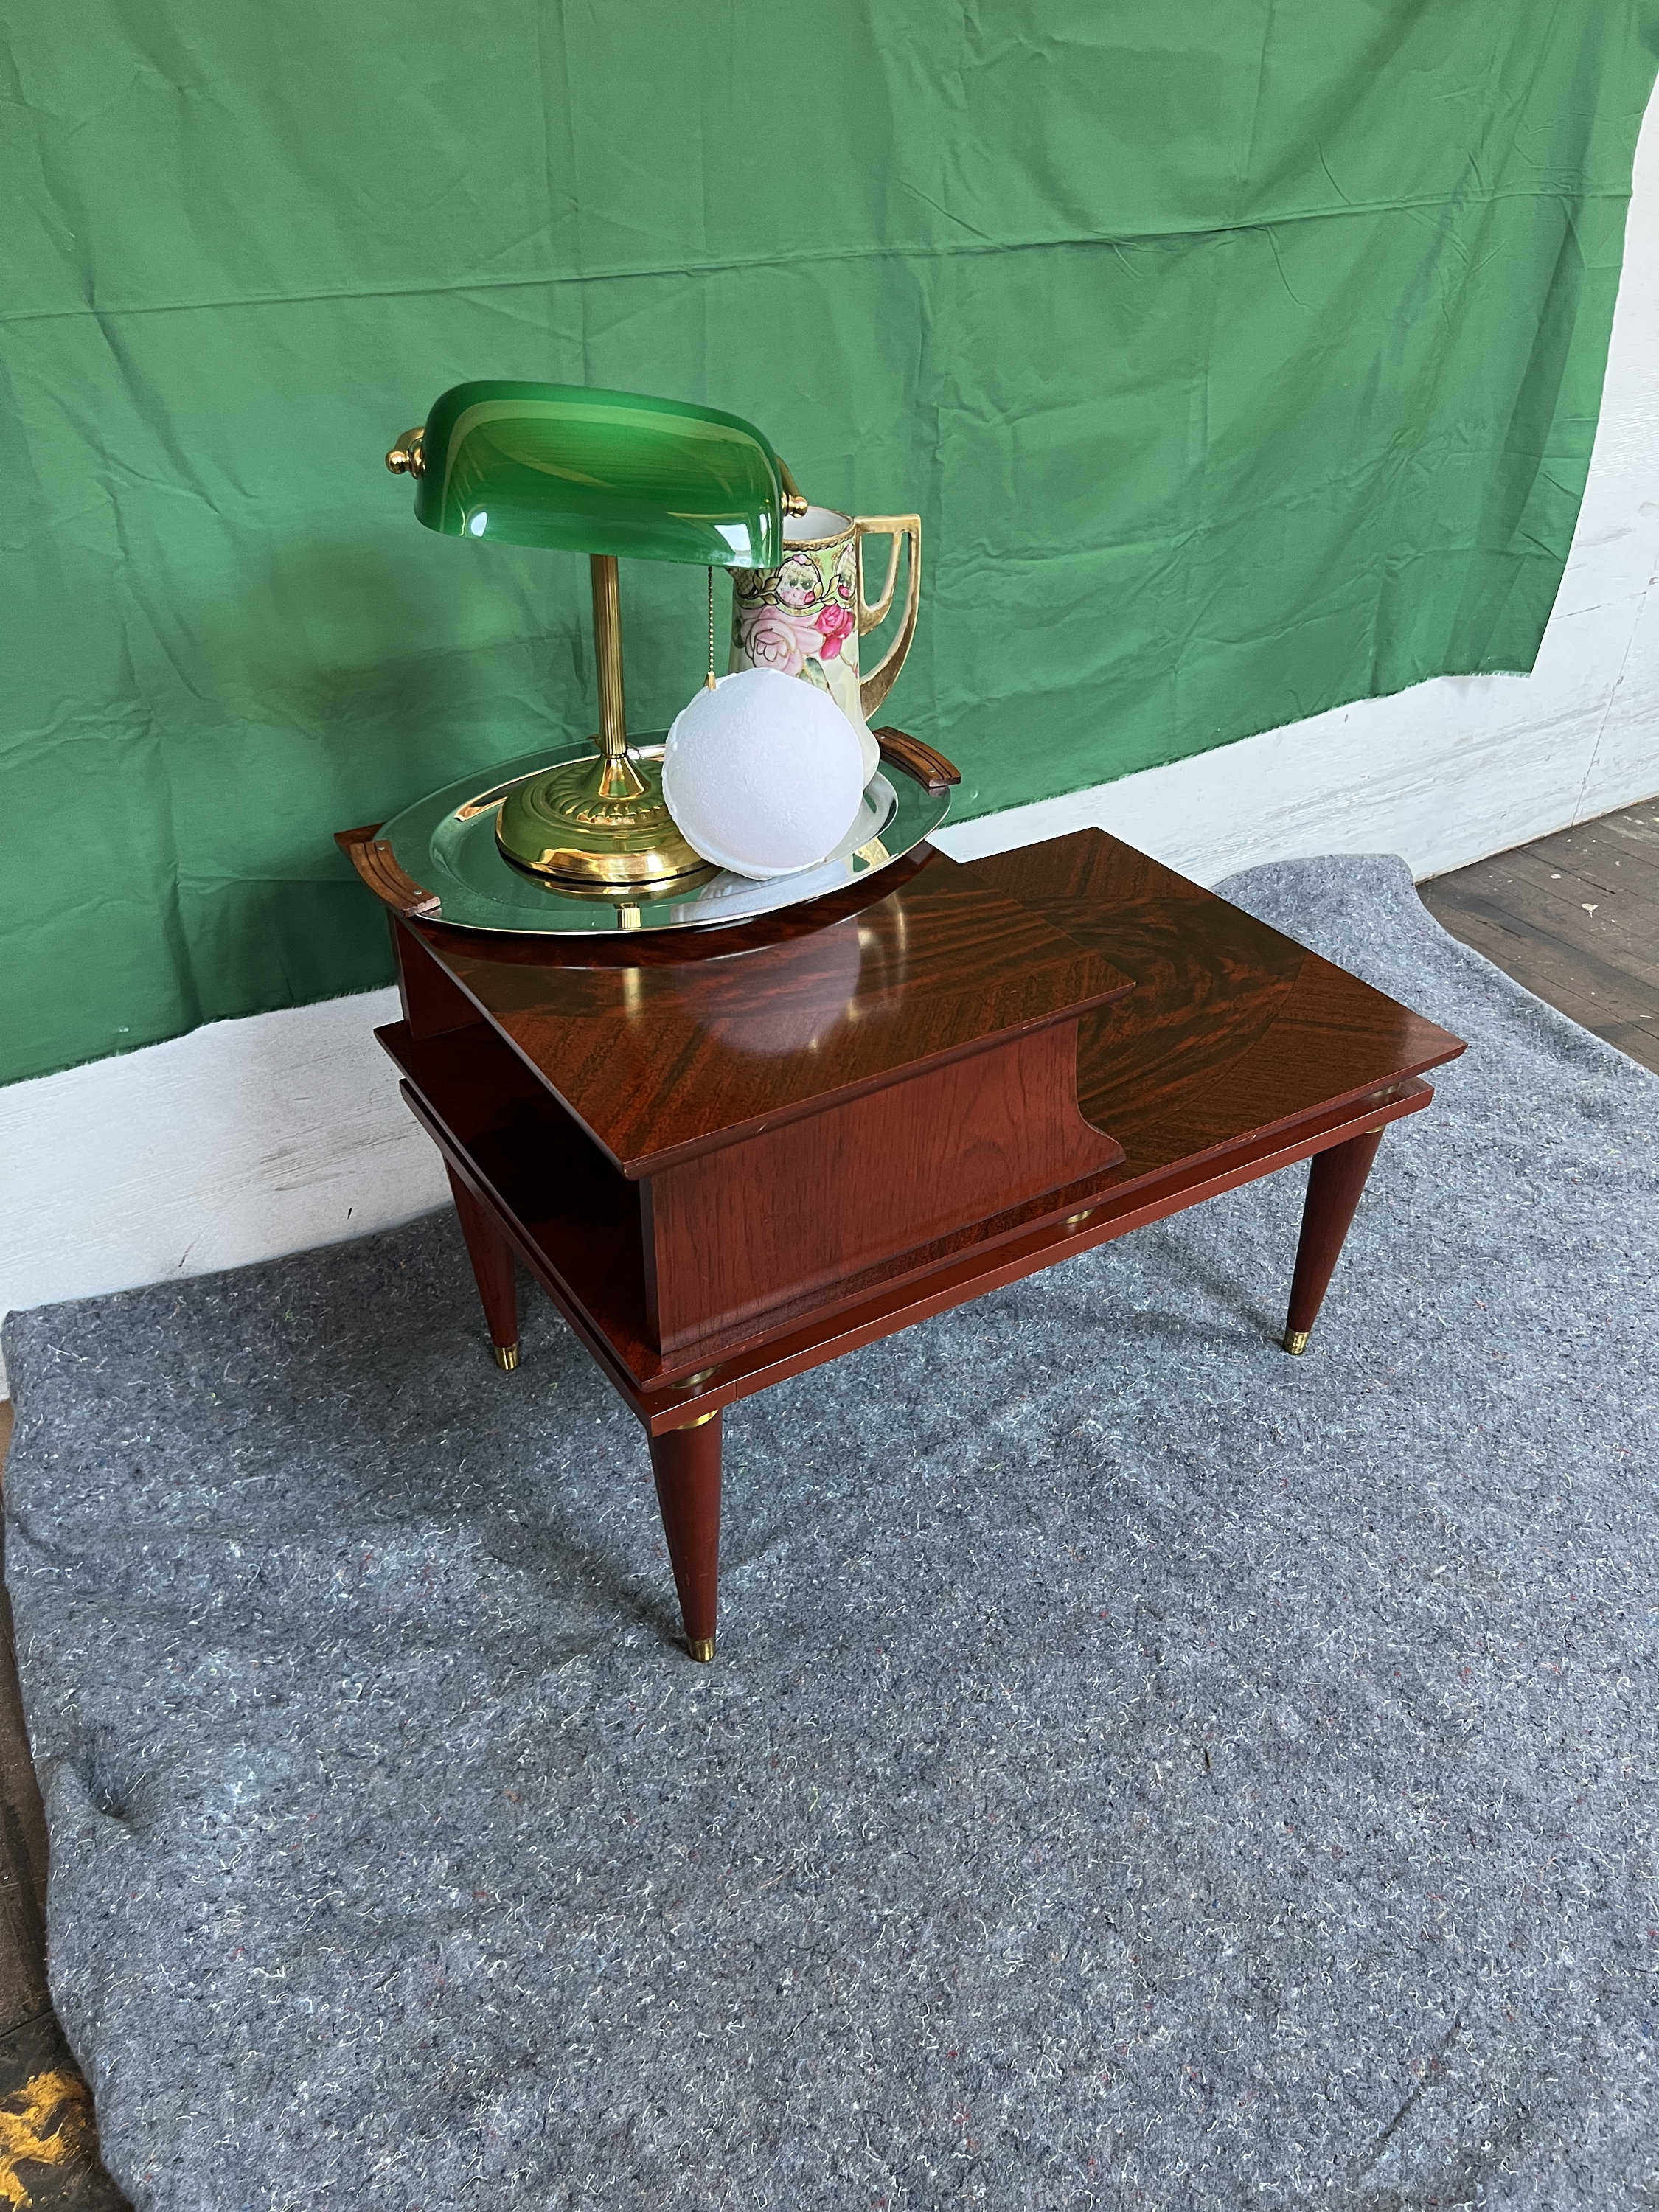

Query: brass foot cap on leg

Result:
[686,1635,716,1664]
[492,1341,521,1372]
[1283,1329,1311,1357]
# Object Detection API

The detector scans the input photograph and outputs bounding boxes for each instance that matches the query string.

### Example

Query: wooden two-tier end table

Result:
[341,814,1464,1662]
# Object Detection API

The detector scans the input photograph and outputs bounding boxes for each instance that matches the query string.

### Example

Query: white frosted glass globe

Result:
[661,669,868,880]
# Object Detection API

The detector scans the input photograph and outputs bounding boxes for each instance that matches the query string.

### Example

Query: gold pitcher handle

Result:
[855,515,921,719]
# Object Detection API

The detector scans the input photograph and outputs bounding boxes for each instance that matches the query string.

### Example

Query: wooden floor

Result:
[1419,798,1659,1074]
[0,793,1651,2207]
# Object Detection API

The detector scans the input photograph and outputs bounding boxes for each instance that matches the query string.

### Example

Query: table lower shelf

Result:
[378,1015,1433,1436]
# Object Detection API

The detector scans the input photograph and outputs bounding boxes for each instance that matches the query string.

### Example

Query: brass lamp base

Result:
[496,749,713,894]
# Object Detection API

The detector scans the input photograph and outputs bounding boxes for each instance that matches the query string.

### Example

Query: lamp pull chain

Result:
[705,568,718,691]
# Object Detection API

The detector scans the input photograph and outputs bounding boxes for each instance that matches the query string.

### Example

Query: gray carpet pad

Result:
[5,857,1656,2211]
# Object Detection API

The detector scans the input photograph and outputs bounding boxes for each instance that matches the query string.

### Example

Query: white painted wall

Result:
[0,988,451,1393]
[3,94,1655,1395]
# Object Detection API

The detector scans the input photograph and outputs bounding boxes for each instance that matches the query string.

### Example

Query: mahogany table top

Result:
[406,827,1461,1188]
[427,847,1135,1175]
[973,833,1459,1183]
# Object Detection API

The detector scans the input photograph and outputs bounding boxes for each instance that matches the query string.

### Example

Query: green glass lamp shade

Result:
[406,380,787,568]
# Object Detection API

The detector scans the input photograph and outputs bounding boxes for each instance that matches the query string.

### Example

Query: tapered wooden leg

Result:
[447,1166,521,1370]
[1284,1128,1385,1354]
[649,1412,723,1661]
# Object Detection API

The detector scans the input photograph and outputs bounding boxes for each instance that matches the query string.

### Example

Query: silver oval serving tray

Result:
[376,734,951,936]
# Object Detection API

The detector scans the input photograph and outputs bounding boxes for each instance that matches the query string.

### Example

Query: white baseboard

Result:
[4,97,1655,1398]
[0,989,451,1397]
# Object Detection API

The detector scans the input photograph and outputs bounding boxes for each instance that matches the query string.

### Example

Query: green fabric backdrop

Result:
[5,4,1657,1085]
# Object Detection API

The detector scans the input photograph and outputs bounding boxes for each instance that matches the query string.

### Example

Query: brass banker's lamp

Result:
[387,379,807,893]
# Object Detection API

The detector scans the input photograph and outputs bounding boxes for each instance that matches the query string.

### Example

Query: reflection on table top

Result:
[408,828,1461,1183]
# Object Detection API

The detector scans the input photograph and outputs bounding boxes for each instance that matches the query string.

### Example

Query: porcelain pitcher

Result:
[728,507,921,727]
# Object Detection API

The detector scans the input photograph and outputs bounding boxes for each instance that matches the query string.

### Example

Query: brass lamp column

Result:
[590,555,640,798]
[493,555,707,892]
[386,378,804,900]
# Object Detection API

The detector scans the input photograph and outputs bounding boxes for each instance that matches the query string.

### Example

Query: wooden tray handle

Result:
[871,728,961,792]
[335,824,443,919]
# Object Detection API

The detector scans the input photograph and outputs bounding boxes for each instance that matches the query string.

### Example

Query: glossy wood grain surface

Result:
[972,832,1463,1178]
[366,818,1466,1652]
[627,1079,1440,1436]
[411,850,1135,1175]
[375,823,1464,1422]
[641,1019,1124,1350]
[380,1001,1438,1439]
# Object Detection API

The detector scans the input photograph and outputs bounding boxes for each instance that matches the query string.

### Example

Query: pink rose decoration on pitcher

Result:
[815,603,855,661]
[740,606,821,678]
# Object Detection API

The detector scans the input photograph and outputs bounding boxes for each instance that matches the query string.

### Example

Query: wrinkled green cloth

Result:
[4,4,1656,1083]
